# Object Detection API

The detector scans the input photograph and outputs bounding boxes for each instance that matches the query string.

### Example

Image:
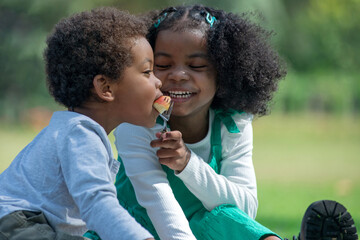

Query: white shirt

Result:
[114,109,258,240]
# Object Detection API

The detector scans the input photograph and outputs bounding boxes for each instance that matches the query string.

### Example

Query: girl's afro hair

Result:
[146,5,286,116]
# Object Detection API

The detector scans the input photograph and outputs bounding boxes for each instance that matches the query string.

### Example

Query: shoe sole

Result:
[300,200,358,240]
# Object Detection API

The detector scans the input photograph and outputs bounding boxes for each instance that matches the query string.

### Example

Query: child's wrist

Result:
[177,147,191,173]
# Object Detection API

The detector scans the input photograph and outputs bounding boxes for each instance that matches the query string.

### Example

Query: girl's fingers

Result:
[151,131,183,148]
[155,132,165,139]
[150,138,179,148]
[156,131,182,141]
[158,148,191,172]
[151,130,190,172]
[150,138,163,147]
[158,157,173,166]
[156,147,183,158]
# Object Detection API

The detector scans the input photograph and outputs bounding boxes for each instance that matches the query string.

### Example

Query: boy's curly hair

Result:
[146,5,286,116]
[44,7,148,108]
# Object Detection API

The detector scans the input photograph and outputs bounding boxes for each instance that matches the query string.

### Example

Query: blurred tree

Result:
[231,0,360,115]
[0,0,359,120]
[280,0,360,72]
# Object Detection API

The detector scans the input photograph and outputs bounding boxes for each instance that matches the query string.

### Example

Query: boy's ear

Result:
[93,75,115,102]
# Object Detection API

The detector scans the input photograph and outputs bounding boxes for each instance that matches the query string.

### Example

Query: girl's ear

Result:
[93,75,115,102]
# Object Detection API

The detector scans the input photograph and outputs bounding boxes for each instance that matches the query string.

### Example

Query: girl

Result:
[85,5,358,240]
[113,5,285,240]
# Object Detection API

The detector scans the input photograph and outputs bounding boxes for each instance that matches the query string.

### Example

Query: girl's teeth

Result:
[168,91,192,98]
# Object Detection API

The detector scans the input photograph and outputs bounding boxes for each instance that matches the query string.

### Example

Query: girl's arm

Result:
[154,114,258,219]
[114,123,196,240]
[178,121,258,218]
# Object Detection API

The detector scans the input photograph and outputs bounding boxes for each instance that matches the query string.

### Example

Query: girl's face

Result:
[154,29,216,121]
[113,37,163,128]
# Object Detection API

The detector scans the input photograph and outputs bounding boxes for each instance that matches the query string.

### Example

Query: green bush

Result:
[272,71,359,116]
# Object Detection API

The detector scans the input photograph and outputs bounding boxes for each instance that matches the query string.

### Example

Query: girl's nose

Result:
[169,69,189,81]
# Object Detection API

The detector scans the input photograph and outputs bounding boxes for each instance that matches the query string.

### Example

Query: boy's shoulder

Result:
[50,111,99,127]
[48,111,108,140]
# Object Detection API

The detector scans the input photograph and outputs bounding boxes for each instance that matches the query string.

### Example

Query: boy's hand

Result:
[150,131,191,172]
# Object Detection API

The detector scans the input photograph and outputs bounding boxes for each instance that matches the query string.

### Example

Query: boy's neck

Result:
[70,103,117,135]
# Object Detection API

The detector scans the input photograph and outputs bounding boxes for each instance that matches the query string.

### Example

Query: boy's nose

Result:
[154,75,162,89]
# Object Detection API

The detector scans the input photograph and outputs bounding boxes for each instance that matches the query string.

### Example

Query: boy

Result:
[0,7,161,240]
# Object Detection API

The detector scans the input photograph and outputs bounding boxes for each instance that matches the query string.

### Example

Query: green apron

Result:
[85,109,280,240]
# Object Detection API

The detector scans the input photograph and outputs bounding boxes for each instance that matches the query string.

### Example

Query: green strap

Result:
[209,109,242,173]
[213,109,241,134]
[209,114,221,173]
[156,116,164,125]
[84,231,101,240]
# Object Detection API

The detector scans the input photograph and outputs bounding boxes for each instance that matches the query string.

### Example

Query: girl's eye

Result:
[155,64,170,69]
[190,65,207,69]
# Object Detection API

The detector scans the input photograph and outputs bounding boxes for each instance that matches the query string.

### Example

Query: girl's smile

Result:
[164,90,196,103]
[168,90,194,99]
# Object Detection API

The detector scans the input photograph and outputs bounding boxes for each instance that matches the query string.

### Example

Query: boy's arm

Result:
[176,117,258,219]
[60,123,153,240]
[114,123,196,240]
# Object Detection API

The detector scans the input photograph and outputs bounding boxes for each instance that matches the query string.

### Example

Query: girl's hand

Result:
[150,131,191,172]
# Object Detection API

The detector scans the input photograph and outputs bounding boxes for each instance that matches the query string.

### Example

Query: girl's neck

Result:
[169,111,209,144]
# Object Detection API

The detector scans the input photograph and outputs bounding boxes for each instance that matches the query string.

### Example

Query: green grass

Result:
[252,113,360,237]
[1,113,359,238]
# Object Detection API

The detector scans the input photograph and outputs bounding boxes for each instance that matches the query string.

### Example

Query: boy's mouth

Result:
[167,91,193,99]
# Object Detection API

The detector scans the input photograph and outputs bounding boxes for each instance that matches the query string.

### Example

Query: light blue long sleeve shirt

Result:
[0,111,152,240]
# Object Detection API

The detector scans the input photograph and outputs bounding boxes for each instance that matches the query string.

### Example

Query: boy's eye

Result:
[143,70,153,75]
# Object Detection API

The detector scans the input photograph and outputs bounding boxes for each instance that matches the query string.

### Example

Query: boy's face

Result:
[112,37,162,128]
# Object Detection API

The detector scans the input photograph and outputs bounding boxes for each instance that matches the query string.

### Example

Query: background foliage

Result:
[1,0,359,120]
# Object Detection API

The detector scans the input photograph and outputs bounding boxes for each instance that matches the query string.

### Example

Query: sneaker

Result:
[298,200,358,240]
